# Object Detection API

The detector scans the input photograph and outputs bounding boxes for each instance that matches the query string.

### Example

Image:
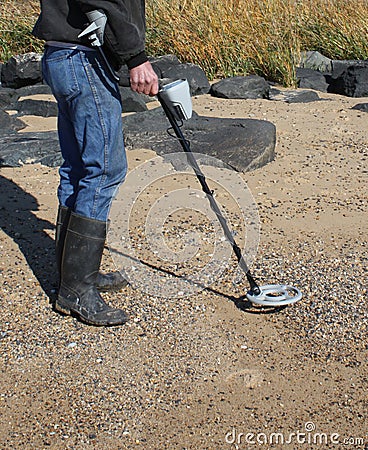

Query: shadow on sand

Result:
[0,174,56,303]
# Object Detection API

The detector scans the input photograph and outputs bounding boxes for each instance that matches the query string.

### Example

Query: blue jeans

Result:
[42,45,127,222]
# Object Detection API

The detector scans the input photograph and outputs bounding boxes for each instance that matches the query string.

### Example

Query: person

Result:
[32,0,159,326]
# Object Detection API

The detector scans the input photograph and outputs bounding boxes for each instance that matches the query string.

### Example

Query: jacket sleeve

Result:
[75,0,148,69]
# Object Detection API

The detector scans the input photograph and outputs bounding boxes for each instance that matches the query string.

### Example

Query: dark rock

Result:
[283,90,321,103]
[0,110,27,134]
[330,60,363,79]
[269,87,281,98]
[327,60,368,97]
[299,51,332,73]
[123,107,174,133]
[210,76,270,100]
[296,68,329,92]
[270,88,320,103]
[116,56,207,97]
[351,103,368,112]
[15,84,53,97]
[1,107,276,172]
[15,98,58,117]
[123,107,275,172]
[0,87,19,109]
[119,87,148,112]
[0,131,61,167]
[1,53,42,89]
[150,54,181,77]
[161,63,210,95]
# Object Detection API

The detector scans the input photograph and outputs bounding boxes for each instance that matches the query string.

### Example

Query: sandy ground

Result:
[0,90,367,449]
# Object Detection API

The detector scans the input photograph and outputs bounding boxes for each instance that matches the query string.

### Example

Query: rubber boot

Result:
[55,212,129,326]
[55,205,71,276]
[55,205,128,291]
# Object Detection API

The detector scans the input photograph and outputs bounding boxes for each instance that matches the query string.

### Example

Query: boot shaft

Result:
[60,212,107,289]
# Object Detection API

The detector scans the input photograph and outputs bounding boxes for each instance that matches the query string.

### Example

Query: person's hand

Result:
[129,61,159,96]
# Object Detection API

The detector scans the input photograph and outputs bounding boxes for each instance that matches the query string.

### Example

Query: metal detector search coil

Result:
[157,80,303,308]
[246,284,303,307]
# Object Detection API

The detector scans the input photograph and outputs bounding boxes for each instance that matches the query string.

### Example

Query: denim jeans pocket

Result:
[43,49,81,101]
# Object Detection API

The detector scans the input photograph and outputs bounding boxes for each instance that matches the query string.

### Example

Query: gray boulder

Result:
[160,63,210,95]
[270,88,321,103]
[296,68,329,92]
[327,60,368,97]
[0,110,27,134]
[0,131,61,167]
[15,98,58,117]
[117,56,209,97]
[0,106,276,173]
[1,53,42,88]
[0,84,53,110]
[0,87,18,109]
[123,108,275,172]
[15,84,53,97]
[210,76,270,100]
[299,51,332,73]
[351,103,368,112]
[150,54,181,76]
[329,60,364,79]
[119,87,148,112]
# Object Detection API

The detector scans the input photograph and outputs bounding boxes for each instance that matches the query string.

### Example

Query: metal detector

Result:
[157,80,302,307]
[80,12,302,307]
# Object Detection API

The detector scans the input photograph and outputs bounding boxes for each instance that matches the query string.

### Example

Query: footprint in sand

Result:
[225,368,263,389]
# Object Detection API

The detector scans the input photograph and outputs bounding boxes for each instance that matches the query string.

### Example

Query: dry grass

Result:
[1,0,368,86]
[0,0,42,62]
[146,0,301,84]
[146,0,368,85]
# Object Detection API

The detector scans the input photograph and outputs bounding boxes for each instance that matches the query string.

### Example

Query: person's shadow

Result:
[0,174,57,303]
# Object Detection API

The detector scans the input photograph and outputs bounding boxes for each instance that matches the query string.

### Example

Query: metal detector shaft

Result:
[157,93,261,295]
[96,47,120,82]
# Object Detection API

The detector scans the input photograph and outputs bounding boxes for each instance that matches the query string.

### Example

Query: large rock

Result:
[123,108,275,172]
[160,63,210,95]
[1,53,42,88]
[270,88,321,103]
[299,51,332,73]
[351,103,368,112]
[296,68,329,92]
[14,83,53,97]
[0,84,53,110]
[0,87,18,109]
[15,98,58,117]
[327,60,368,97]
[117,56,210,96]
[119,87,148,112]
[0,110,27,134]
[150,54,181,75]
[0,131,61,167]
[210,76,270,99]
[0,107,276,172]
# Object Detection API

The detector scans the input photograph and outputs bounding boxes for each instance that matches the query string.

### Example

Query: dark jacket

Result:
[32,0,148,69]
